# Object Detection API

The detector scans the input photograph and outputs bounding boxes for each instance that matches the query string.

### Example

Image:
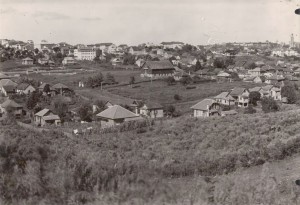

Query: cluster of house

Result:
[0,73,73,125]
[191,84,283,118]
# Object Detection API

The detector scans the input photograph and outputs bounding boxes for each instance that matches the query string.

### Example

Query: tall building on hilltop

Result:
[290,33,295,48]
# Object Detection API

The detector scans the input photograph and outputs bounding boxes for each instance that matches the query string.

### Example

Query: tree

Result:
[123,54,136,65]
[261,97,279,113]
[93,100,106,114]
[213,58,225,69]
[34,48,39,54]
[247,62,256,70]
[96,49,102,57]
[53,47,60,53]
[165,76,175,85]
[165,105,176,117]
[78,104,92,122]
[281,84,298,104]
[174,94,181,101]
[180,76,192,85]
[53,99,69,122]
[26,91,41,110]
[129,76,135,86]
[106,72,116,83]
[195,60,202,71]
[249,91,261,106]
[244,104,256,114]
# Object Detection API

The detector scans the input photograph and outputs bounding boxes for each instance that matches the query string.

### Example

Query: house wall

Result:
[140,109,164,118]
[26,86,35,94]
[193,109,208,117]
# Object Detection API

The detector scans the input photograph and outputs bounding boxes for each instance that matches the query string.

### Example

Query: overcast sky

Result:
[0,0,299,45]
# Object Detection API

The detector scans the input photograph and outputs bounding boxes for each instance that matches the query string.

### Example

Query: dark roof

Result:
[16,83,30,90]
[161,41,184,45]
[230,87,248,97]
[1,99,22,108]
[2,85,16,92]
[143,101,163,109]
[142,60,175,70]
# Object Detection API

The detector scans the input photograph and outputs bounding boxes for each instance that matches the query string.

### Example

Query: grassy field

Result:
[107,80,265,113]
[27,69,142,89]
[1,108,300,204]
[0,59,31,71]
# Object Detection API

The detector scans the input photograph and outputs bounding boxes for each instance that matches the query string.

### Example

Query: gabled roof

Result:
[96,105,138,120]
[266,75,285,81]
[43,115,60,121]
[1,99,22,108]
[2,85,16,92]
[39,83,49,89]
[249,67,262,72]
[230,87,248,97]
[23,57,33,61]
[0,73,10,79]
[262,85,273,91]
[142,60,175,70]
[271,87,281,92]
[213,92,235,101]
[0,79,17,87]
[52,83,69,89]
[191,99,217,110]
[143,101,163,109]
[16,83,31,90]
[35,108,52,117]
[249,87,262,92]
[217,71,231,77]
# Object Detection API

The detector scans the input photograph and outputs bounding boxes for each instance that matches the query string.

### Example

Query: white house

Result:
[191,99,221,117]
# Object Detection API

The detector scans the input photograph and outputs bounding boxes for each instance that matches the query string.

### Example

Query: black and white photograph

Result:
[0,0,300,204]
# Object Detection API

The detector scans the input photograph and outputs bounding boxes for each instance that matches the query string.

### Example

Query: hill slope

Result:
[1,109,300,204]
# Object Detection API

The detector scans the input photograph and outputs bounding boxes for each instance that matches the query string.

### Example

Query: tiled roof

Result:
[52,83,69,89]
[230,87,247,97]
[96,105,138,120]
[213,92,235,101]
[142,60,175,70]
[1,99,22,108]
[23,57,33,61]
[35,108,51,117]
[16,83,30,90]
[143,101,163,109]
[43,115,60,121]
[191,99,216,110]
[0,79,17,87]
[249,87,262,92]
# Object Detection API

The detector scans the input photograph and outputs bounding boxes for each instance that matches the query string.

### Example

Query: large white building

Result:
[74,47,96,60]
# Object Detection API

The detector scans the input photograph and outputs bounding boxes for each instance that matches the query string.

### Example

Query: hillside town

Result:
[2,0,300,204]
[1,34,300,131]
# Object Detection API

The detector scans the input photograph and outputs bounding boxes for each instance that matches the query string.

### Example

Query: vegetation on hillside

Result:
[1,108,300,204]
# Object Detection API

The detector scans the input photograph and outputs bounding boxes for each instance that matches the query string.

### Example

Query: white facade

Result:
[74,47,96,60]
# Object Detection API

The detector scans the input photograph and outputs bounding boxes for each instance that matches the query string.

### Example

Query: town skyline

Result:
[0,0,299,45]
